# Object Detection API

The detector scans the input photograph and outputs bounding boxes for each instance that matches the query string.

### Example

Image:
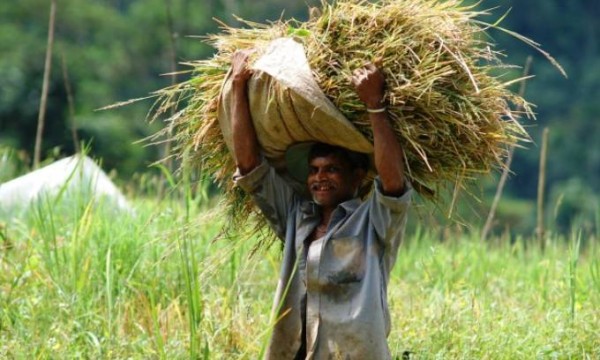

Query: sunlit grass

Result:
[389,230,600,358]
[1,193,598,358]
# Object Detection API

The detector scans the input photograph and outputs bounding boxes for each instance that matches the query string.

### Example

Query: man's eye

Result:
[328,166,340,173]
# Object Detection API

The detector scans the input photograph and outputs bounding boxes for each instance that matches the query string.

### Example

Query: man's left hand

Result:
[351,63,386,109]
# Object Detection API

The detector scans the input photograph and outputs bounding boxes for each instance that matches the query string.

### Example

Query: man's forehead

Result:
[309,153,349,165]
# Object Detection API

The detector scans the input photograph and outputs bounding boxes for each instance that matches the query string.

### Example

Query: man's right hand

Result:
[230,49,260,175]
[231,50,254,85]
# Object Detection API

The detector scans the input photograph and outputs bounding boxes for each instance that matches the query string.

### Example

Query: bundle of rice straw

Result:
[150,0,564,236]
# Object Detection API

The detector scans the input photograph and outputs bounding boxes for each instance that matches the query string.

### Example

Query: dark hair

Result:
[308,143,369,171]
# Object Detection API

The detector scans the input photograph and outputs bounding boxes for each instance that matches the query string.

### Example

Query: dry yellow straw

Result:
[148,0,564,240]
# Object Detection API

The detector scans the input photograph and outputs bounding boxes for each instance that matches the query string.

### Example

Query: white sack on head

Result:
[218,37,373,172]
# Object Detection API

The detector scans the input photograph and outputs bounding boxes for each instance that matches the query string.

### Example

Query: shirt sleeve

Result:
[233,159,297,239]
[368,177,412,268]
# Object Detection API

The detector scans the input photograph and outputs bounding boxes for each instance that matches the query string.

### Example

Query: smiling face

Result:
[307,153,365,210]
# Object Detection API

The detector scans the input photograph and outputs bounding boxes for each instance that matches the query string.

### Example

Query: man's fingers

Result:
[235,53,249,64]
[231,49,255,82]
[353,64,380,80]
[234,48,255,56]
[232,48,255,65]
[351,62,384,90]
[365,62,377,71]
[353,68,365,76]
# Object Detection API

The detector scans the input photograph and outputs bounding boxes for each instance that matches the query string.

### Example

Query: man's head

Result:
[306,143,369,209]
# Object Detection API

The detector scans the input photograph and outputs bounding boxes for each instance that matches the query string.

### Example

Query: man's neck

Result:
[320,207,334,228]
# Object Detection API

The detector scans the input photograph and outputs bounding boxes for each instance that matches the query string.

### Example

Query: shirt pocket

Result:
[322,236,366,285]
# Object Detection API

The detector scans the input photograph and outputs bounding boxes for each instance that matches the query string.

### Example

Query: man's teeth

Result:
[314,184,332,191]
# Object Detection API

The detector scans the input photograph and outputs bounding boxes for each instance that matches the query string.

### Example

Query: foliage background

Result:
[0,0,597,234]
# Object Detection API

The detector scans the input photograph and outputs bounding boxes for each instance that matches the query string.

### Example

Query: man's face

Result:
[307,153,364,209]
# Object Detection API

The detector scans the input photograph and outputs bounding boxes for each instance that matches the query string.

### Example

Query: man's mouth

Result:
[311,182,335,192]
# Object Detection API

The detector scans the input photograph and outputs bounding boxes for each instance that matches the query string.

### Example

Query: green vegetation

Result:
[1,1,598,356]
[1,0,597,236]
[1,188,598,358]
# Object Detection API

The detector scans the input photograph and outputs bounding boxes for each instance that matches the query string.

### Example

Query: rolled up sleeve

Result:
[233,159,296,240]
[369,177,412,258]
[233,160,271,194]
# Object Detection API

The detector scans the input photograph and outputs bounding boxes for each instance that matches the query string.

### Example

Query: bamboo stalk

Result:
[34,0,57,169]
[537,127,550,249]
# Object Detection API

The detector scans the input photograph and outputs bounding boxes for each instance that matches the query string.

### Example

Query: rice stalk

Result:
[147,0,561,242]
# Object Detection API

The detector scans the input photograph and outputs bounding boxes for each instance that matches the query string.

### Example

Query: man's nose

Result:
[315,168,327,180]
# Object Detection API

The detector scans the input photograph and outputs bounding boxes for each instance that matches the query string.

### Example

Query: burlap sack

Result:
[218,37,372,175]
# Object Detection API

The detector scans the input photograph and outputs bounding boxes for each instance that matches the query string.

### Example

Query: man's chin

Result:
[311,194,339,208]
[311,195,329,207]
[311,197,324,206]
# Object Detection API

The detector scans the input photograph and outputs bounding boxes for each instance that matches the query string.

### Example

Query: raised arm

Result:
[231,50,261,175]
[351,63,406,196]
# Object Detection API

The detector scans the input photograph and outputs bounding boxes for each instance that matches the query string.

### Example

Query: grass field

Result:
[1,191,599,359]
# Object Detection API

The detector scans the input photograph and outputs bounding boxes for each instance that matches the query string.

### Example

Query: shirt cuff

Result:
[233,159,270,193]
[373,177,413,212]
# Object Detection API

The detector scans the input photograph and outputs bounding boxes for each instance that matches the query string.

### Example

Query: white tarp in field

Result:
[0,155,130,216]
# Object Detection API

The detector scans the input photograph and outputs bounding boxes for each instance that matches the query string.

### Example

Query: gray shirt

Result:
[235,160,412,360]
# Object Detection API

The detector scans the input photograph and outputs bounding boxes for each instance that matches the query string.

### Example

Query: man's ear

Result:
[353,168,367,187]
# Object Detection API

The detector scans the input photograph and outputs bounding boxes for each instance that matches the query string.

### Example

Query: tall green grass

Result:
[389,229,599,358]
[1,190,598,358]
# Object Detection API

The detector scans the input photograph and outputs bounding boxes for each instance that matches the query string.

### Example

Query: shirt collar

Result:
[300,198,361,216]
[300,200,318,216]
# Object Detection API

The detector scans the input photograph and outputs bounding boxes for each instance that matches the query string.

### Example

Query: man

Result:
[230,49,412,359]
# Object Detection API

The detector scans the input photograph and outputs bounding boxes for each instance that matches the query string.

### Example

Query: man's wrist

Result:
[366,106,387,114]
[365,96,385,108]
[232,78,249,87]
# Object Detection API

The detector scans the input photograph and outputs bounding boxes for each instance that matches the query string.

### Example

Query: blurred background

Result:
[0,0,597,236]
